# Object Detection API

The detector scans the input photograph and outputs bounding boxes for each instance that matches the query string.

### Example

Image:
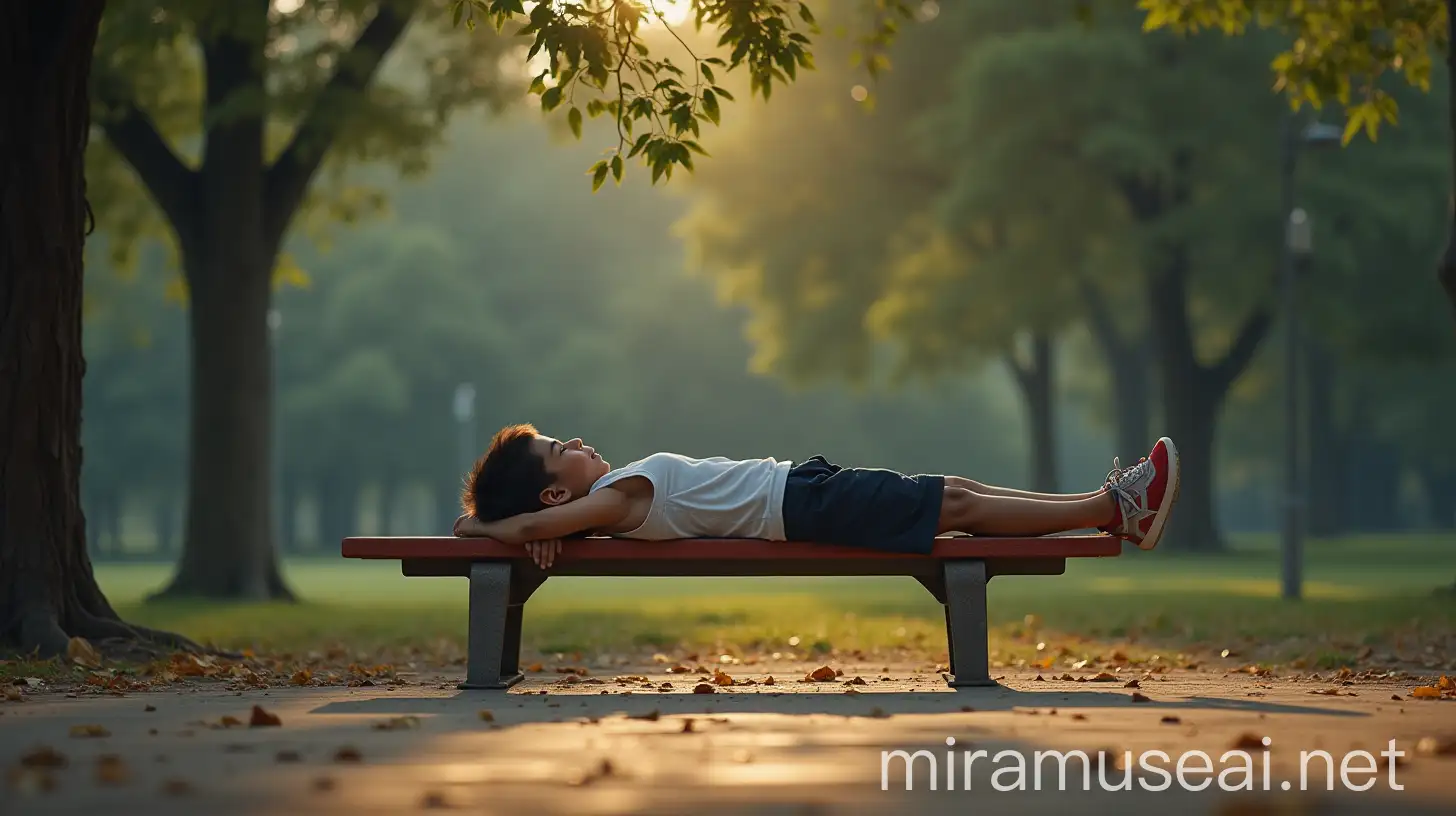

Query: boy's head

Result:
[461,423,612,521]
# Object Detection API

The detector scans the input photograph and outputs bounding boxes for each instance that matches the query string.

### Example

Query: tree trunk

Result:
[1305,341,1346,537]
[0,0,195,657]
[1147,243,1271,553]
[149,27,292,600]
[1119,157,1272,554]
[1080,278,1152,459]
[1007,331,1059,493]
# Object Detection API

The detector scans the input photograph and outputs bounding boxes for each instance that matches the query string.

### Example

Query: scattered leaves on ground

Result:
[373,716,421,731]
[249,705,282,727]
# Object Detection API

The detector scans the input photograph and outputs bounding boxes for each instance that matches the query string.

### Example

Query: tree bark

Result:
[0,0,196,657]
[1080,278,1152,460]
[1007,330,1059,494]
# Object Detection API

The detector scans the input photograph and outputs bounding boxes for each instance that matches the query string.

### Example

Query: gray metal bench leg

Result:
[944,560,996,687]
[500,603,524,677]
[459,562,523,690]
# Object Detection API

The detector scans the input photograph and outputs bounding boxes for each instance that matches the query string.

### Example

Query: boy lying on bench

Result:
[452,424,1181,569]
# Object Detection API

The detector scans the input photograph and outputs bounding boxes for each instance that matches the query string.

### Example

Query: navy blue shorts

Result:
[781,456,945,555]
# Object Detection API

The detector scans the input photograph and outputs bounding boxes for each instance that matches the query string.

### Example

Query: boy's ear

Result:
[540,484,572,506]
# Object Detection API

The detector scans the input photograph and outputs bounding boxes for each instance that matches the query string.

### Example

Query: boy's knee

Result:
[938,486,980,529]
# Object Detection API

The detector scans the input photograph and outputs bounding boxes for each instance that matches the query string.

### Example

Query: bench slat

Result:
[341,535,1121,561]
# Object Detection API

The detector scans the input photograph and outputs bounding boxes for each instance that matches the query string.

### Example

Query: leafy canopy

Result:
[1134,0,1447,144]
[448,0,916,189]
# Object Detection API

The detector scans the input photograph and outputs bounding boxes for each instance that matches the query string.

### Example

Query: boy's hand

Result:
[524,539,563,569]
[453,514,487,537]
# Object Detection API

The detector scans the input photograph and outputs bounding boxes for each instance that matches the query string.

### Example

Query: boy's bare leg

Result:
[945,475,1105,502]
[936,486,1115,537]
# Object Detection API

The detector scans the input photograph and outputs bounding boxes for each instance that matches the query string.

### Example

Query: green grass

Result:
[82,532,1456,668]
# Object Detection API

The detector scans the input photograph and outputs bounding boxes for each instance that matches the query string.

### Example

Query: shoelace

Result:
[1104,456,1154,537]
[1104,456,1151,489]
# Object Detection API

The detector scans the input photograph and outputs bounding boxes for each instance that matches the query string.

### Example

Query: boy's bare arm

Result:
[454,489,630,545]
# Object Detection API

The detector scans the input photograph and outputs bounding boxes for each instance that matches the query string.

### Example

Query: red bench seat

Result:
[340,534,1122,690]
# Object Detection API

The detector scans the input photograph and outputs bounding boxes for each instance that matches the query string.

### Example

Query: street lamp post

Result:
[1278,116,1341,602]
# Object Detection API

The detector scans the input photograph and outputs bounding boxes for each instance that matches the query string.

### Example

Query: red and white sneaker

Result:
[1099,437,1180,550]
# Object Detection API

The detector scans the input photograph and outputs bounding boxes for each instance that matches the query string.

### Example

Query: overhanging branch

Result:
[1210,305,1273,394]
[264,1,413,248]
[93,84,198,235]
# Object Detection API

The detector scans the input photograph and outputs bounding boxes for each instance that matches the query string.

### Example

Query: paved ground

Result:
[4,664,1456,815]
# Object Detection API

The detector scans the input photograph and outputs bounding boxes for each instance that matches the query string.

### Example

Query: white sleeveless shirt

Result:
[589,452,793,540]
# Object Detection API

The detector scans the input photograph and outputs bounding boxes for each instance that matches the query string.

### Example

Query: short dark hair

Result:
[461,423,554,521]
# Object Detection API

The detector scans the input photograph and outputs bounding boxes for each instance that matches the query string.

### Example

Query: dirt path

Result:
[4,665,1455,814]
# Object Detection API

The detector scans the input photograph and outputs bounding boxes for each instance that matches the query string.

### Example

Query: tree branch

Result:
[93,87,198,236]
[264,2,413,248]
[1210,304,1273,394]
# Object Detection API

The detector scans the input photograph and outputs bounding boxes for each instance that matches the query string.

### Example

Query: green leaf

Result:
[568,106,582,138]
[701,89,720,124]
[541,86,564,112]
[590,160,609,191]
[610,154,623,182]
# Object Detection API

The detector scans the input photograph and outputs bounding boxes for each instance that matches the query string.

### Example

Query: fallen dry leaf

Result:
[334,746,362,763]
[1130,692,1151,703]
[1070,713,1087,721]
[219,715,243,728]
[692,683,716,694]
[1230,733,1267,751]
[313,776,336,792]
[143,705,156,713]
[680,719,695,733]
[68,725,110,739]
[713,669,734,686]
[806,666,838,682]
[372,716,420,731]
[845,676,867,686]
[1090,672,1118,683]
[291,669,313,686]
[627,709,660,721]
[421,790,450,808]
[1124,680,1141,689]
[2,686,21,702]
[762,676,775,686]
[249,705,282,727]
[20,746,68,768]
[478,710,495,722]
[1411,686,1443,699]
[667,665,692,674]
[1439,675,1454,691]
[1161,716,1182,724]
[94,755,129,786]
[66,637,101,669]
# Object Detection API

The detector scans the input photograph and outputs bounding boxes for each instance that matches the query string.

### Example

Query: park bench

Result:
[340,535,1122,690]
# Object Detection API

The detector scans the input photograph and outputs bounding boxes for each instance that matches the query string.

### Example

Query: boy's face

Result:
[531,434,611,506]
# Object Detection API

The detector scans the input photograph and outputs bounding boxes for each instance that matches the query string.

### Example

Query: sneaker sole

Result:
[1135,437,1181,551]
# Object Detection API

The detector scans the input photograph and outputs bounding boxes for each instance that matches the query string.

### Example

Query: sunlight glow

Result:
[643,0,692,27]
[272,0,304,15]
